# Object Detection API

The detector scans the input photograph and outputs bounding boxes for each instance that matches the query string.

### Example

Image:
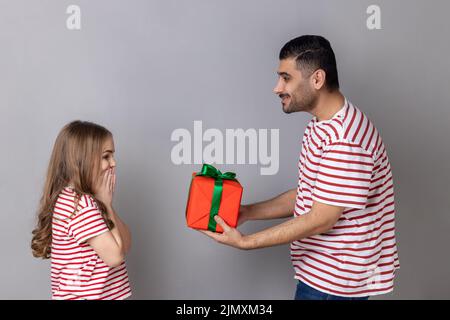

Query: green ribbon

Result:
[195,164,237,232]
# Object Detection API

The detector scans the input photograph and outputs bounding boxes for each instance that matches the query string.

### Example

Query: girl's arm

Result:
[87,230,125,268]
[87,167,131,267]
[106,205,131,255]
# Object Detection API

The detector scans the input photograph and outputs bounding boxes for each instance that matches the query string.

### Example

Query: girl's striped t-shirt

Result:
[50,187,132,300]
[291,98,400,297]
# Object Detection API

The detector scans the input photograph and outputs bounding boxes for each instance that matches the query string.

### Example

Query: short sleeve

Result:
[68,198,110,245]
[312,141,374,209]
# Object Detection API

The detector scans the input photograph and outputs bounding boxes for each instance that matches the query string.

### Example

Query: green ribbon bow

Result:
[195,164,237,232]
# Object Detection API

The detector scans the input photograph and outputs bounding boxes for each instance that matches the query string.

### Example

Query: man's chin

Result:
[282,103,295,114]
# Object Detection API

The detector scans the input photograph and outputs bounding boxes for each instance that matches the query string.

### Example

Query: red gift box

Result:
[185,165,243,233]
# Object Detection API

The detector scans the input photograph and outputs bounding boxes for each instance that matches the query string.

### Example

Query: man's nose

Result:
[273,79,284,95]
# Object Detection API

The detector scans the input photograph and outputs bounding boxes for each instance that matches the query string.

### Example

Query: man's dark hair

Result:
[279,35,339,91]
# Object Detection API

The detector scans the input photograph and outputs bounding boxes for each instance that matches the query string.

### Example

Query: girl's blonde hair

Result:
[31,120,114,259]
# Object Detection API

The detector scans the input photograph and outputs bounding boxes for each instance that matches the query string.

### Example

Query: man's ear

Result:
[310,69,326,90]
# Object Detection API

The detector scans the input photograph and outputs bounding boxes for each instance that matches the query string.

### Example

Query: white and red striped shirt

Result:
[291,98,399,297]
[50,187,132,300]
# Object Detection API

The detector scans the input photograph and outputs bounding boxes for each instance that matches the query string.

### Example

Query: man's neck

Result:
[310,90,345,122]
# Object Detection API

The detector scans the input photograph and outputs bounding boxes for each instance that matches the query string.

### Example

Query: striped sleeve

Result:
[67,198,109,245]
[312,141,374,209]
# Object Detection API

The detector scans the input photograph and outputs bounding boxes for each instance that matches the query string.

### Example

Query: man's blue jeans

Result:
[295,281,370,300]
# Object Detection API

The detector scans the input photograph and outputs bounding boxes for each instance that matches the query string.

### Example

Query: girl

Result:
[31,120,132,300]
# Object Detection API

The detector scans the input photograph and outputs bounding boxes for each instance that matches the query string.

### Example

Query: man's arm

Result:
[239,188,297,224]
[202,201,344,250]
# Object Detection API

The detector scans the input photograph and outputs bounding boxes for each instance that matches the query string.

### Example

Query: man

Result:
[202,35,400,300]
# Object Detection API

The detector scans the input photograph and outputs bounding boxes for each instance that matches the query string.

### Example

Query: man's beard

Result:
[282,85,317,114]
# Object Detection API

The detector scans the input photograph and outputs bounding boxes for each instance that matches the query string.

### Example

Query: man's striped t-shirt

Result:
[291,98,400,297]
[50,187,132,300]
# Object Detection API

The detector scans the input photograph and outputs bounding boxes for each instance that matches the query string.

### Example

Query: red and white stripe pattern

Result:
[291,99,400,297]
[51,187,132,300]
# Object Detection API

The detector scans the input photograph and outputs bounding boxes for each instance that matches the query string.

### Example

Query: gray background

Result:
[0,0,449,299]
